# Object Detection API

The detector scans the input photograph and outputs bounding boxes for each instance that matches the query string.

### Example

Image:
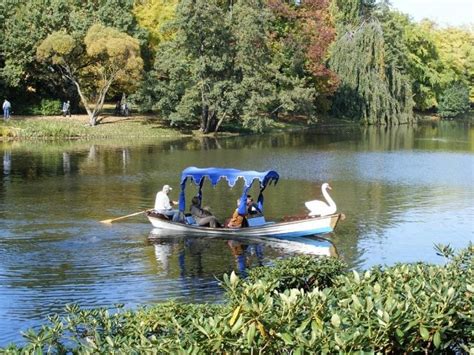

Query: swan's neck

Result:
[322,186,336,208]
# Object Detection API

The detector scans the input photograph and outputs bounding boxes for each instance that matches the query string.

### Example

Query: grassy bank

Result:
[0,114,312,141]
[0,114,190,140]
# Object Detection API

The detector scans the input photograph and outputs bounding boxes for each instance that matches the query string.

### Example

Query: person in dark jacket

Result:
[190,196,221,228]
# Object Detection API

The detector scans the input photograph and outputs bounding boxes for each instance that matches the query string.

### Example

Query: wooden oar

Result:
[100,210,148,224]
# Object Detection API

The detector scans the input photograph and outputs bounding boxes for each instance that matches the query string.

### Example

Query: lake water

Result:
[0,121,473,346]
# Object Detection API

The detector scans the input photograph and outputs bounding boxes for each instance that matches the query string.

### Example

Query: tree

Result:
[267,0,337,116]
[37,24,143,126]
[1,0,147,102]
[438,82,470,119]
[330,20,414,124]
[329,1,414,124]
[402,20,443,110]
[147,0,234,133]
[434,26,474,103]
[0,0,21,98]
[133,0,178,47]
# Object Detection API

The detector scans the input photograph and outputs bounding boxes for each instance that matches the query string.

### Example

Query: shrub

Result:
[2,245,473,353]
[0,124,20,138]
[28,99,62,116]
[438,82,470,119]
[243,255,346,292]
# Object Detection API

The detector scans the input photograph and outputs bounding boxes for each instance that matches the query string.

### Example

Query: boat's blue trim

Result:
[179,167,279,213]
[180,167,279,188]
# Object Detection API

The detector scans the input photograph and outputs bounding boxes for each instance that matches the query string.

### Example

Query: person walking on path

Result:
[62,100,71,117]
[3,99,11,120]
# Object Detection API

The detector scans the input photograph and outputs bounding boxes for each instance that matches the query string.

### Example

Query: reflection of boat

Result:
[147,167,343,238]
[148,230,338,257]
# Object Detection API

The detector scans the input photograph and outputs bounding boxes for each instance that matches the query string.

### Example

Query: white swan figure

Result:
[305,183,337,216]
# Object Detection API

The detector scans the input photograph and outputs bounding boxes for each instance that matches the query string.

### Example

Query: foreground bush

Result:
[2,245,472,353]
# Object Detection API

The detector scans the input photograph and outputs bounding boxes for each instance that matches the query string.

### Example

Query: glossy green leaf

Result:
[433,331,441,348]
[420,326,430,341]
[331,314,341,328]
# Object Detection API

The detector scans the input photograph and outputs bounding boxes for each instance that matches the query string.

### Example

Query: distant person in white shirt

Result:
[154,184,179,220]
[3,99,11,120]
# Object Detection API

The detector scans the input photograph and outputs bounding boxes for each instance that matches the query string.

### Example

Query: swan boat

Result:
[147,167,343,238]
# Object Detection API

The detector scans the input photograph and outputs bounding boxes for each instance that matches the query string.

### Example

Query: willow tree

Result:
[330,20,413,125]
[37,24,143,126]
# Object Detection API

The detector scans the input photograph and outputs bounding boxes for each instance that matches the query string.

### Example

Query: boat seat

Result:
[247,216,268,227]
[185,215,197,225]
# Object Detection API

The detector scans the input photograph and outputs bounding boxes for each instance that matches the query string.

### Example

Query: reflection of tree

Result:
[361,125,415,151]
[122,148,130,171]
[1,121,470,273]
[87,145,97,162]
[199,136,222,150]
[63,152,71,174]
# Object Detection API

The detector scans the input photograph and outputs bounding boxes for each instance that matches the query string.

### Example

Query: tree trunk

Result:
[91,78,114,125]
[214,112,227,133]
[200,83,209,132]
[72,79,95,124]
[205,111,217,133]
[69,68,114,126]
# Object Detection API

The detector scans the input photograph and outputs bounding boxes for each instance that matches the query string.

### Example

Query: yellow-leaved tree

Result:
[433,26,474,101]
[37,24,143,126]
[133,0,178,47]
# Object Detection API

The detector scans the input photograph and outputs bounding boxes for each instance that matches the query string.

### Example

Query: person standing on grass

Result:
[62,100,71,117]
[3,99,11,120]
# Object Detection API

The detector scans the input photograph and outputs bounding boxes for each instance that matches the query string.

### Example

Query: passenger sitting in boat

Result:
[154,184,180,221]
[247,195,262,216]
[227,198,248,228]
[190,196,221,228]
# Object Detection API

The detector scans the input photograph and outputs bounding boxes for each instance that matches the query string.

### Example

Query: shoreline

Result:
[0,113,317,142]
[1,112,467,143]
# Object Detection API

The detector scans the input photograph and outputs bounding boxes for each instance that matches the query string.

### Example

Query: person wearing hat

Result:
[154,185,179,220]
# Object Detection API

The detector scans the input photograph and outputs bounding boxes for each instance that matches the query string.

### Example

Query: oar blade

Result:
[100,210,147,224]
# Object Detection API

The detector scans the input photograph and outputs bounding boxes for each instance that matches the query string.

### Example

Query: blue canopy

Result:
[178,167,279,214]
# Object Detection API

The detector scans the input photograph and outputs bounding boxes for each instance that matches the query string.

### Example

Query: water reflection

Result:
[62,152,70,174]
[0,121,473,346]
[148,230,338,277]
[3,150,11,176]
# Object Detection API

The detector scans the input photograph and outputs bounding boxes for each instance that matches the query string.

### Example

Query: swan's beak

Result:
[328,185,332,190]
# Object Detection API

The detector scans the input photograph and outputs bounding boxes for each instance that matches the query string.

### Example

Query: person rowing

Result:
[154,184,180,221]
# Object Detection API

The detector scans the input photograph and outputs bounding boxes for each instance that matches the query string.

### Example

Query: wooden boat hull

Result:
[147,213,342,238]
